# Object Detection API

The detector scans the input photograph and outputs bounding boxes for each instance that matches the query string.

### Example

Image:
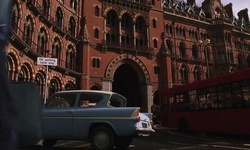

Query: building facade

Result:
[6,0,250,112]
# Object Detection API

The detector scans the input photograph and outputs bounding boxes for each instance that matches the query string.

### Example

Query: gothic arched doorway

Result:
[112,64,141,107]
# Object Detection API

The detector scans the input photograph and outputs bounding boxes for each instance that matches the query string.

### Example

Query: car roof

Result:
[55,90,116,95]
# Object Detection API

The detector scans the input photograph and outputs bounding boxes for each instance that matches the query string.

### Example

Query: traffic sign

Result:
[37,57,57,66]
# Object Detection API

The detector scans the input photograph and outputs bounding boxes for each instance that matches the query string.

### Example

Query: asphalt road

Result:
[19,125,250,150]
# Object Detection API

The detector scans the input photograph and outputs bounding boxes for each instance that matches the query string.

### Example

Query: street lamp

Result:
[198,39,210,79]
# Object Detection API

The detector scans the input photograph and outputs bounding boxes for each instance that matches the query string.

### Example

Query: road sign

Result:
[37,57,58,104]
[37,57,57,66]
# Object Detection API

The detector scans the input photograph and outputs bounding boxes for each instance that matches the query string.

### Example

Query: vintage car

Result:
[42,90,155,150]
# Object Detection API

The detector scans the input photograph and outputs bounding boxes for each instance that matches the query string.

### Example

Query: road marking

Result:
[175,144,209,149]
[55,141,79,146]
[74,143,91,148]
[213,145,250,150]
[168,141,188,145]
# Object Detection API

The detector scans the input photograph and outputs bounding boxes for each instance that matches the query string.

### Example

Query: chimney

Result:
[237,8,249,22]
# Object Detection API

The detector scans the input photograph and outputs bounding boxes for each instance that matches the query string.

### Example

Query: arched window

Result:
[192,45,198,60]
[55,7,63,28]
[135,16,145,31]
[68,17,76,36]
[12,2,19,32]
[41,0,49,18]
[121,13,132,29]
[35,72,45,98]
[66,45,75,70]
[65,82,75,90]
[52,38,62,65]
[23,16,33,47]
[94,28,99,39]
[95,6,99,17]
[70,0,77,11]
[193,66,201,82]
[154,39,158,48]
[107,10,117,27]
[179,43,186,58]
[152,19,157,28]
[180,64,188,84]
[49,79,60,97]
[238,54,244,69]
[37,28,47,56]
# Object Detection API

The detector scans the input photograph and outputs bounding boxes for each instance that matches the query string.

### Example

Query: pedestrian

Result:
[0,0,18,150]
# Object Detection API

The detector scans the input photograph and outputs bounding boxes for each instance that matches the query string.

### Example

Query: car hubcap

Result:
[95,131,109,148]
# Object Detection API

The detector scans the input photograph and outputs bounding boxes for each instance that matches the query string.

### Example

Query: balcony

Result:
[100,40,154,59]
[9,26,82,74]
[26,0,80,42]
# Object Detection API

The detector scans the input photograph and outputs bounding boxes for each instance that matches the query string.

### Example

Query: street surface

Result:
[19,125,250,150]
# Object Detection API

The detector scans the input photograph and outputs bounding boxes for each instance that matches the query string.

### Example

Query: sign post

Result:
[37,57,58,104]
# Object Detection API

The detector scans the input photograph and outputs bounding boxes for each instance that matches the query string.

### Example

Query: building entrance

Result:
[112,64,141,107]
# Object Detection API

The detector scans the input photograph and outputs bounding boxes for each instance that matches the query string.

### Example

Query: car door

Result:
[72,93,105,138]
[43,93,77,138]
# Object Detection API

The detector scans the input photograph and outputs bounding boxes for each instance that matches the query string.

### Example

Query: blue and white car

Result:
[42,90,155,150]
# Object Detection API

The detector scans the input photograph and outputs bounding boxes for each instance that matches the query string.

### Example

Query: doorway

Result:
[112,64,141,107]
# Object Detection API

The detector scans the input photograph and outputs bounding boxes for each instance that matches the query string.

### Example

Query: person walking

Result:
[0,0,18,150]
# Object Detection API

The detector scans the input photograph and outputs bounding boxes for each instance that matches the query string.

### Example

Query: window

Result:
[154,39,158,48]
[66,45,75,70]
[52,38,62,64]
[153,19,157,28]
[95,6,99,17]
[154,66,160,75]
[70,0,77,11]
[79,93,103,107]
[107,10,117,27]
[37,28,47,56]
[41,0,49,18]
[109,94,126,107]
[94,28,99,39]
[68,17,76,36]
[179,43,186,58]
[152,0,155,5]
[23,16,33,47]
[55,7,63,28]
[92,58,100,68]
[46,93,77,108]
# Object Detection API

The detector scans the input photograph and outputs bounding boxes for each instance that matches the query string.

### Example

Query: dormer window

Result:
[215,7,221,18]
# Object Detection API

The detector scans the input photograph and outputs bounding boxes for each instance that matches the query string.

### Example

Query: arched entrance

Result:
[112,64,141,107]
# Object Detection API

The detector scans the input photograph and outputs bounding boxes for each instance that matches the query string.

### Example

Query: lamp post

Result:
[198,39,210,79]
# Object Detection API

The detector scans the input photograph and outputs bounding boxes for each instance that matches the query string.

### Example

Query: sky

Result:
[195,0,250,18]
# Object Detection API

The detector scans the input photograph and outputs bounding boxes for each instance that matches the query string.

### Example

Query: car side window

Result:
[79,93,103,107]
[46,93,76,108]
[109,94,126,107]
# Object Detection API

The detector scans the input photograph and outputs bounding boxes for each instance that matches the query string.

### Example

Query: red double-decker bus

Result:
[159,68,250,135]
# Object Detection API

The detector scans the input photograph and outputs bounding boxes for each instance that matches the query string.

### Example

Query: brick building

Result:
[6,0,250,112]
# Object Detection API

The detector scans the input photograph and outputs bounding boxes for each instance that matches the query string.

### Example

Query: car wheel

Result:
[115,136,133,150]
[90,126,115,150]
[42,139,57,148]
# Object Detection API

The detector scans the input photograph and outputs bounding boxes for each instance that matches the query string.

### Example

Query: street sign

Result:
[37,57,57,66]
[37,57,58,104]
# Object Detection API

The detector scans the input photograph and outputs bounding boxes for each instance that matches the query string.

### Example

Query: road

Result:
[19,125,250,150]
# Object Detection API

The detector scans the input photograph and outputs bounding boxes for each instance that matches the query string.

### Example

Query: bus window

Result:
[189,90,198,110]
[242,79,250,106]
[197,86,218,109]
[175,92,190,111]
